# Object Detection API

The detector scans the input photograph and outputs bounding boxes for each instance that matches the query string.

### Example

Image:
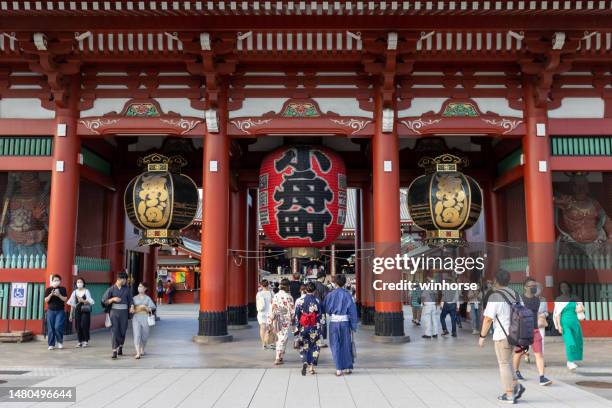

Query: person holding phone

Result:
[44,274,68,350]
[67,277,95,348]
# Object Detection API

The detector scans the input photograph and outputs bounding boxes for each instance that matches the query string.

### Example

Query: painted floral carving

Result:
[329,118,371,135]
[231,118,273,134]
[400,119,442,134]
[79,118,120,135]
[125,103,160,117]
[281,102,320,117]
[159,118,202,135]
[481,118,522,134]
[442,102,478,117]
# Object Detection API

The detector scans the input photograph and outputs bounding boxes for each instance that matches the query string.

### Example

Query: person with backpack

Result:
[513,277,552,386]
[479,269,530,404]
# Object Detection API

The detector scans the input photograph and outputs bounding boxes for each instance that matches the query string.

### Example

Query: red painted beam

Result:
[80,165,116,191]
[493,165,523,192]
[0,269,46,282]
[549,119,612,135]
[550,157,612,172]
[3,15,612,31]
[0,120,54,136]
[0,156,52,171]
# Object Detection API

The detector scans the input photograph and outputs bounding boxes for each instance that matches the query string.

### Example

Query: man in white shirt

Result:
[479,269,526,404]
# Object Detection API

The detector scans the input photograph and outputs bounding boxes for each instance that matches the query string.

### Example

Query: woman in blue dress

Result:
[294,281,324,375]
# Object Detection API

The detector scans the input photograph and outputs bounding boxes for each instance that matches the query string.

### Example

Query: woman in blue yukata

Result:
[294,281,324,376]
[324,274,358,376]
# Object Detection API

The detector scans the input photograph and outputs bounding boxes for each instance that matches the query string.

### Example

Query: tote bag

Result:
[147,313,156,326]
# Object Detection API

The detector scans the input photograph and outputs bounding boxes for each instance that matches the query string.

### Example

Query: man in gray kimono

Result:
[102,272,133,359]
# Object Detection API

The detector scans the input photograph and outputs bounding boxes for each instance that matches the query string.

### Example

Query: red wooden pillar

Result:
[227,187,248,327]
[104,184,125,284]
[361,182,375,325]
[145,247,158,298]
[372,90,407,341]
[354,187,362,312]
[247,188,259,319]
[484,180,504,281]
[46,80,80,291]
[195,96,232,342]
[522,81,556,299]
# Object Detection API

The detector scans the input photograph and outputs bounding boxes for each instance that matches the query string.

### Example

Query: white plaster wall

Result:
[80,98,130,117]
[548,98,605,119]
[397,98,446,117]
[314,98,373,117]
[156,98,204,117]
[472,98,522,117]
[0,98,54,119]
[229,98,288,119]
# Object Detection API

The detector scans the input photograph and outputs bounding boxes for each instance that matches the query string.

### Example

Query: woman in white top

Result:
[67,277,95,348]
[256,279,273,349]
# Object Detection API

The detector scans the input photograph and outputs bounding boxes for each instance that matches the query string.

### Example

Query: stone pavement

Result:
[0,304,611,407]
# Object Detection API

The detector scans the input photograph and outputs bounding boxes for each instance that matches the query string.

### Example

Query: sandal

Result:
[135,354,141,359]
[309,366,316,375]
[274,359,283,365]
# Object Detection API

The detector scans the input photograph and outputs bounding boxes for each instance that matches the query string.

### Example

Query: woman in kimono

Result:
[130,282,156,359]
[269,278,294,365]
[553,281,584,371]
[323,274,358,376]
[294,281,323,375]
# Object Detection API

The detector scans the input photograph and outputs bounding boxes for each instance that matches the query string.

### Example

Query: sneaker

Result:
[421,335,432,339]
[432,334,438,338]
[539,376,552,386]
[48,345,55,350]
[442,330,449,336]
[451,332,457,337]
[118,346,123,356]
[75,343,82,348]
[57,343,63,349]
[513,384,526,401]
[82,342,88,348]
[567,361,578,370]
[497,394,516,404]
[112,350,117,359]
[515,370,525,381]
[301,363,308,376]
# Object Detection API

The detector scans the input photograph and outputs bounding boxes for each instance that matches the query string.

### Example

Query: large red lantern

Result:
[259,145,346,249]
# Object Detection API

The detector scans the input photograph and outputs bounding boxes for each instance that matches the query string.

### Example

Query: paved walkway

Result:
[0,304,611,407]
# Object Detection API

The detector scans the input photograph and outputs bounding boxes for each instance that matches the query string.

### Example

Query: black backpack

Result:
[494,288,535,347]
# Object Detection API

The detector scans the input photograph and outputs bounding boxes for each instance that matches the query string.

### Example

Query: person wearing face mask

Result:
[130,282,156,359]
[44,274,68,350]
[67,277,95,348]
[512,277,552,386]
[102,272,133,359]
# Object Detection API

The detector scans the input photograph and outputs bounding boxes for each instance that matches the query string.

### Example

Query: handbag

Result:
[104,313,112,328]
[537,313,548,329]
[147,313,156,326]
[79,303,92,314]
[576,303,586,321]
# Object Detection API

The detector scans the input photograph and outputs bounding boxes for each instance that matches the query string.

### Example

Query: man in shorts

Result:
[513,277,552,386]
